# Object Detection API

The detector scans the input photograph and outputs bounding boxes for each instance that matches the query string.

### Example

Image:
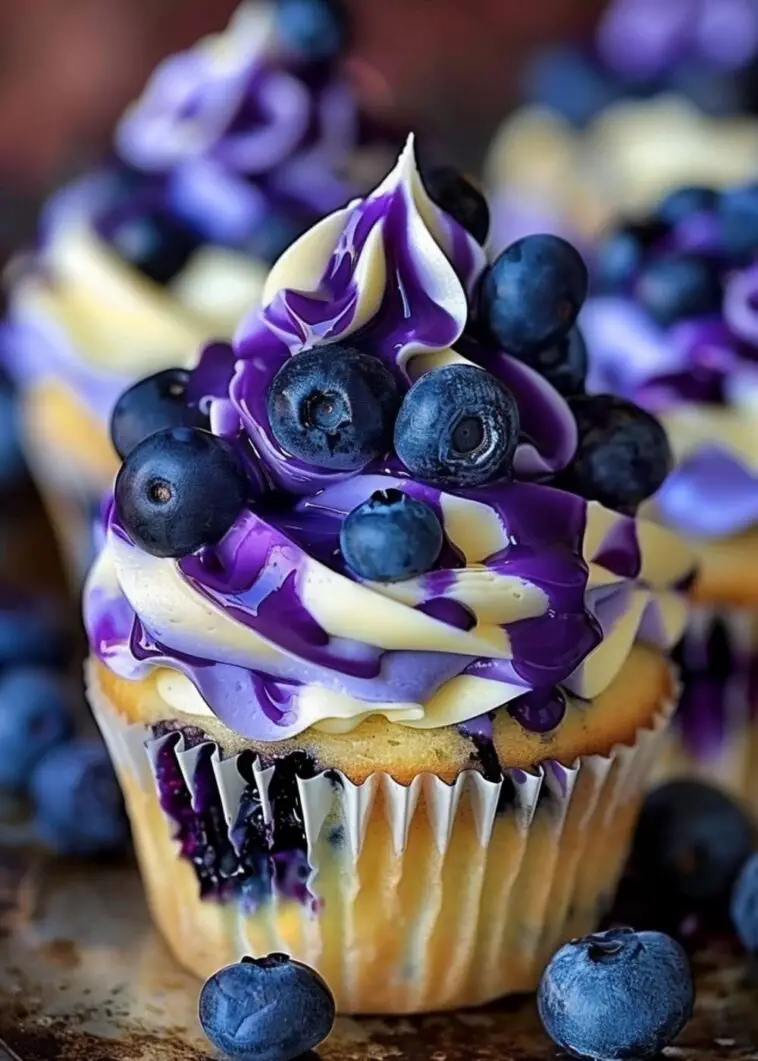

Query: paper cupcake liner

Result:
[87,661,674,1014]
[653,604,758,816]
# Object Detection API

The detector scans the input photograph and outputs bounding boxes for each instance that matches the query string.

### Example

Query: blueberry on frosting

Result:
[420,166,490,245]
[479,234,589,356]
[110,368,209,459]
[267,345,399,471]
[105,207,202,287]
[115,427,248,557]
[561,394,672,513]
[340,489,444,582]
[394,363,520,487]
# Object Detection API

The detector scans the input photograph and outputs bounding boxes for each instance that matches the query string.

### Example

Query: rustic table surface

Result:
[0,837,757,1061]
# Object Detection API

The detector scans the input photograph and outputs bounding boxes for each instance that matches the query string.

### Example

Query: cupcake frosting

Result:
[1,2,397,427]
[85,140,694,742]
[583,205,758,540]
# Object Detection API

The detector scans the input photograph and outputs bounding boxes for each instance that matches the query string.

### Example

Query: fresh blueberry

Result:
[0,668,72,791]
[267,345,399,471]
[106,208,201,286]
[198,953,335,1061]
[0,597,68,669]
[340,489,443,582]
[480,234,589,356]
[561,394,672,513]
[656,186,718,227]
[719,183,758,261]
[538,928,693,1061]
[635,252,723,327]
[633,780,754,910]
[421,166,490,245]
[513,324,587,397]
[115,427,248,558]
[110,368,209,459]
[274,0,346,61]
[394,363,519,487]
[592,220,668,294]
[523,45,621,127]
[731,852,758,952]
[31,739,129,856]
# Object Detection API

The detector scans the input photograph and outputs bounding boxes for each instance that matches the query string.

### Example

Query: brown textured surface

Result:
[0,847,757,1060]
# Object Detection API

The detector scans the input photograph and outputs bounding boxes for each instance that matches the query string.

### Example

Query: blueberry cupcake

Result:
[583,181,758,815]
[84,139,694,1013]
[1,0,398,584]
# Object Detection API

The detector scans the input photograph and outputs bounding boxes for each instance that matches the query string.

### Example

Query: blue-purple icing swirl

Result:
[583,211,758,539]
[85,140,693,742]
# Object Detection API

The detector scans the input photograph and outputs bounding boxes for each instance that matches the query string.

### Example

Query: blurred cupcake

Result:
[84,139,694,1013]
[583,181,758,815]
[1,0,399,584]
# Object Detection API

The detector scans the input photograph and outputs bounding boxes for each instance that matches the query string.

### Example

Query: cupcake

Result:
[582,181,758,815]
[84,139,694,1014]
[0,0,399,584]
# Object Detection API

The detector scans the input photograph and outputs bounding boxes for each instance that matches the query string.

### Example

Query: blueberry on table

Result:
[31,739,129,856]
[719,183,758,261]
[656,185,718,227]
[633,780,754,910]
[198,953,335,1061]
[513,324,587,397]
[592,220,667,294]
[561,394,672,513]
[115,427,248,558]
[421,166,490,245]
[267,344,399,471]
[0,668,72,791]
[635,252,723,327]
[394,363,519,487]
[732,852,758,952]
[340,489,443,582]
[110,368,209,459]
[106,208,201,286]
[479,234,589,356]
[538,927,693,1061]
[274,0,347,60]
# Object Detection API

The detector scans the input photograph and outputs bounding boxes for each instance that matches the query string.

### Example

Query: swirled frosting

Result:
[1,2,398,429]
[582,198,758,540]
[85,139,694,741]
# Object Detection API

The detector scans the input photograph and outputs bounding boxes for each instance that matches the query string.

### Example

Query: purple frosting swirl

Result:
[85,146,683,742]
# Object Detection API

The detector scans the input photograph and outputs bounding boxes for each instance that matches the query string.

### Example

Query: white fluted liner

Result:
[87,661,674,1014]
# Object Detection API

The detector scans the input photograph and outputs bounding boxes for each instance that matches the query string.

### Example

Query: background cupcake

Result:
[84,139,694,1014]
[582,181,758,815]
[0,0,400,584]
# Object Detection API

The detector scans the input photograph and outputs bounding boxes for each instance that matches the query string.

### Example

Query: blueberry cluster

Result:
[0,598,128,856]
[111,171,672,584]
[596,183,758,321]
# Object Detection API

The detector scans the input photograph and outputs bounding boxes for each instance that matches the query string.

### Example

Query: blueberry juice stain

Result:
[151,726,320,911]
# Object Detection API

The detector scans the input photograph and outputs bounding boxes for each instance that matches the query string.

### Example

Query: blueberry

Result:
[0,384,26,492]
[267,345,399,471]
[480,234,589,356]
[538,928,693,1061]
[561,394,672,513]
[115,427,248,558]
[198,953,335,1061]
[274,0,346,61]
[732,852,758,952]
[31,739,129,856]
[719,183,758,261]
[0,600,68,669]
[632,781,754,910]
[340,489,443,582]
[421,166,490,244]
[107,208,201,286]
[635,252,723,327]
[0,668,72,791]
[593,220,668,294]
[110,369,209,459]
[523,45,620,127]
[513,324,587,397]
[656,186,718,227]
[394,363,519,487]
